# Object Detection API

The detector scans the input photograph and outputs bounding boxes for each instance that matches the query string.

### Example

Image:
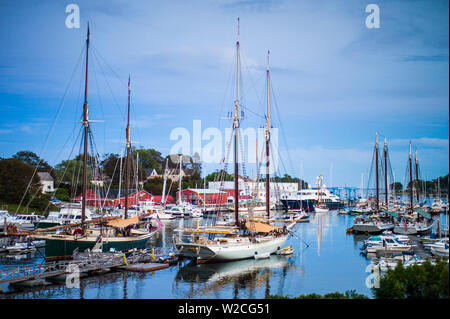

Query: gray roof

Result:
[37,172,54,181]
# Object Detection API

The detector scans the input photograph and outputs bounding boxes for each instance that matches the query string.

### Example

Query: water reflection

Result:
[174,255,295,298]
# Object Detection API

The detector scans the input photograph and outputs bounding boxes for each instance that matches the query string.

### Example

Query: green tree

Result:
[12,150,54,177]
[372,259,449,299]
[268,290,368,299]
[0,158,52,212]
[205,170,234,183]
[54,155,94,194]
[133,146,164,172]
[390,182,403,193]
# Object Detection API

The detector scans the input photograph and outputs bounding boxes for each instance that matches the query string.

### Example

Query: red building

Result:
[177,189,230,205]
[73,189,174,208]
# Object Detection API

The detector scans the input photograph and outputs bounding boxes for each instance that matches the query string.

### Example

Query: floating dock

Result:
[116,263,169,272]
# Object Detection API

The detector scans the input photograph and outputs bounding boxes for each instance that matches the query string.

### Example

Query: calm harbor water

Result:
[0,211,447,299]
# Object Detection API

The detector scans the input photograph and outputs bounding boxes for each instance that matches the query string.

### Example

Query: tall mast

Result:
[256,137,259,201]
[415,149,420,204]
[375,133,379,214]
[81,23,90,232]
[178,155,183,205]
[136,152,139,208]
[124,75,131,219]
[265,50,270,219]
[162,158,169,205]
[409,140,413,212]
[234,18,240,227]
[384,138,388,208]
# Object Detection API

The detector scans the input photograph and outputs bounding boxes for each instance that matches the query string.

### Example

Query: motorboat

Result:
[8,213,44,231]
[426,238,449,257]
[164,206,185,218]
[423,237,449,251]
[276,245,294,255]
[6,242,37,254]
[371,252,426,272]
[365,235,414,254]
[280,187,343,212]
[363,233,410,247]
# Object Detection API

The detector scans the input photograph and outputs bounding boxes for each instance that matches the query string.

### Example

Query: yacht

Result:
[364,235,414,254]
[280,187,342,212]
[40,206,92,227]
[8,213,44,231]
[426,238,449,257]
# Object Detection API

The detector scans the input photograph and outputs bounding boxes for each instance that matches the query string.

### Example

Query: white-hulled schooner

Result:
[175,19,295,263]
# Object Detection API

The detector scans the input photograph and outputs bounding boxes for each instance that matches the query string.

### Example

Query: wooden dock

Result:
[0,248,179,288]
[116,263,169,272]
[0,256,124,285]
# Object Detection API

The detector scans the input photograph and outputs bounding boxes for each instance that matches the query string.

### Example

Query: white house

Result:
[37,172,54,193]
[208,180,298,201]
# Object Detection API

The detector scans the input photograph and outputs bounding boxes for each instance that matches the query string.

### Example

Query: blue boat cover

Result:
[415,208,431,219]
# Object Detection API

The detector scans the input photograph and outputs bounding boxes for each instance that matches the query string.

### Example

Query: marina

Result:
[0,210,448,298]
[0,0,448,306]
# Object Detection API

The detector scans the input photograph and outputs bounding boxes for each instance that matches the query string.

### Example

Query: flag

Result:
[155,214,163,230]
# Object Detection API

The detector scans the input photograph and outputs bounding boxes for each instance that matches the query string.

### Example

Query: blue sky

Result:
[0,0,448,187]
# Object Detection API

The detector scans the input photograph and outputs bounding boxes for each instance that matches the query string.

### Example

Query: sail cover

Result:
[107,216,140,228]
[415,208,431,219]
[246,221,282,233]
[382,210,398,218]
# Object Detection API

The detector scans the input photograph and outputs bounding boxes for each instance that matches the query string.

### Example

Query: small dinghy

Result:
[32,240,45,248]
[254,252,270,260]
[276,245,294,255]
[6,242,37,254]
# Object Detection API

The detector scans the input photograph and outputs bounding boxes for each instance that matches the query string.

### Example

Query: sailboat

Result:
[175,20,294,263]
[393,142,433,235]
[314,174,329,213]
[31,26,158,260]
[352,134,395,234]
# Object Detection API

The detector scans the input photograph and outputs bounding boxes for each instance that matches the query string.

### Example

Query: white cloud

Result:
[388,137,449,148]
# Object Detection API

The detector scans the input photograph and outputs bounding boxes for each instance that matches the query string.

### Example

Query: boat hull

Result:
[280,199,315,212]
[352,223,394,234]
[176,235,289,263]
[42,233,155,260]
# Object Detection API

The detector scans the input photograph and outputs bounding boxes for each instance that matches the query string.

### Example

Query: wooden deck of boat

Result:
[116,263,169,272]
